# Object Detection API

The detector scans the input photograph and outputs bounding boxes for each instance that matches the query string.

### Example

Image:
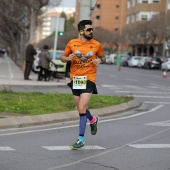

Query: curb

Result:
[0,99,142,129]
[0,84,68,91]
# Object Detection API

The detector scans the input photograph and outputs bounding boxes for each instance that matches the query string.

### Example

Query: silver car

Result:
[161,58,170,71]
[128,56,140,67]
[138,56,152,68]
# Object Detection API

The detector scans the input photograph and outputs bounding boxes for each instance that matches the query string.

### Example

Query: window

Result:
[126,16,130,24]
[137,12,154,21]
[131,14,135,23]
[127,1,130,8]
[115,28,118,31]
[152,0,160,3]
[115,16,119,20]
[116,5,119,8]
[141,0,148,3]
[131,0,136,6]
[141,15,148,20]
[96,15,100,20]
[138,0,160,3]
[96,4,100,9]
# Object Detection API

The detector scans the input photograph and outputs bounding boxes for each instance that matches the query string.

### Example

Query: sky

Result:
[59,0,76,8]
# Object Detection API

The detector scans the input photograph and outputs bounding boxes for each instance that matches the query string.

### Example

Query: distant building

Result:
[126,0,166,25]
[75,0,127,32]
[126,0,167,56]
[36,6,75,42]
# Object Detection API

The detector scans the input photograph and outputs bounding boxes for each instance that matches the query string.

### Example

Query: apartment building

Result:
[126,0,166,25]
[126,0,168,56]
[36,7,75,41]
[75,0,127,32]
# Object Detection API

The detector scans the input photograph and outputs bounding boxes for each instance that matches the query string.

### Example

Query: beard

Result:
[84,33,93,40]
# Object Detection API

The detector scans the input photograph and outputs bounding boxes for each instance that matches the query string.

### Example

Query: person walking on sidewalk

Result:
[37,45,57,81]
[61,20,105,150]
[24,41,37,80]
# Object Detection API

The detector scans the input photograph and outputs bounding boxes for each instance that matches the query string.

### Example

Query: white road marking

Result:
[101,84,118,88]
[46,127,170,170]
[0,147,15,151]
[147,86,162,89]
[101,105,163,123]
[128,95,170,98]
[146,120,170,127]
[144,101,170,104]
[124,85,139,88]
[42,146,106,150]
[149,83,166,88]
[0,105,163,136]
[126,78,137,82]
[115,90,170,94]
[128,144,170,148]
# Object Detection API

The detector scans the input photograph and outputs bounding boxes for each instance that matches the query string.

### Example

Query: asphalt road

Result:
[0,61,170,170]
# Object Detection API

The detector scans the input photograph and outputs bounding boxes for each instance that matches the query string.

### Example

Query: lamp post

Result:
[78,0,98,21]
[162,0,168,59]
[118,0,124,54]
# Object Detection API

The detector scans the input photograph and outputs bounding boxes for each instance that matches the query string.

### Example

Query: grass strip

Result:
[0,91,133,116]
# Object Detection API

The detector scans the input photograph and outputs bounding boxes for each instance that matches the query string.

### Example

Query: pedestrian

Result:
[60,20,105,150]
[24,40,37,80]
[37,45,56,81]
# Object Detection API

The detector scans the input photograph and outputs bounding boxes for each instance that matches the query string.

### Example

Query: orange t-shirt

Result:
[64,38,104,83]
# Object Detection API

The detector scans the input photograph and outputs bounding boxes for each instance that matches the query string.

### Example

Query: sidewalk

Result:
[0,53,69,91]
[0,54,142,129]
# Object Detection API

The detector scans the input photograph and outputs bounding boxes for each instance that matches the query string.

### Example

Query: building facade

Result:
[75,0,127,32]
[126,0,167,56]
[126,0,166,25]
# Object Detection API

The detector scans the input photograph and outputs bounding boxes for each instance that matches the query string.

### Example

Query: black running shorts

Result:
[67,80,98,96]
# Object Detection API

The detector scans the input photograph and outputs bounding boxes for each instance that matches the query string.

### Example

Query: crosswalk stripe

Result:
[0,147,15,151]
[146,121,170,127]
[128,144,170,149]
[42,146,106,150]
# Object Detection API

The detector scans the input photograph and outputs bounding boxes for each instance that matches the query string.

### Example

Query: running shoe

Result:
[90,115,99,135]
[70,140,85,150]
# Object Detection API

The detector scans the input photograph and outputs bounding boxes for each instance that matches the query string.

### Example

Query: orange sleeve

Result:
[64,41,72,55]
[96,43,104,57]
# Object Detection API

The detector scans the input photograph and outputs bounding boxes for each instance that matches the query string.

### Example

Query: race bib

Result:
[73,76,87,89]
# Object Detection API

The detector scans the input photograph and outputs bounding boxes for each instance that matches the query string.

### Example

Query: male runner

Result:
[61,20,105,150]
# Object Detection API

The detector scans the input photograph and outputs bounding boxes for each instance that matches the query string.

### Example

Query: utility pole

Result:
[118,0,124,54]
[78,0,98,20]
[79,0,91,20]
[162,0,168,58]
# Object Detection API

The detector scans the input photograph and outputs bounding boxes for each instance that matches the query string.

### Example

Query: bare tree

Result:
[0,0,61,67]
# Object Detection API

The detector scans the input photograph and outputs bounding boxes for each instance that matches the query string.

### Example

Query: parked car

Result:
[161,58,170,71]
[32,50,66,74]
[144,57,162,69]
[138,56,152,68]
[127,56,140,67]
[105,53,116,64]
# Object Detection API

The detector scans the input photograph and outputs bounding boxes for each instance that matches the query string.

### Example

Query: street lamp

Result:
[162,0,168,58]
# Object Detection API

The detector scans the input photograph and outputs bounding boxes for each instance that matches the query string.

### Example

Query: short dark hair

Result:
[77,20,92,31]
[43,45,49,50]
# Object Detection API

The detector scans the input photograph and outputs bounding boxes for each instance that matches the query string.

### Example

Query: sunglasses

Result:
[84,28,93,32]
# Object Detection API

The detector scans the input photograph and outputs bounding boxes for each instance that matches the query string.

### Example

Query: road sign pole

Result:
[51,17,59,71]
[53,17,59,60]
